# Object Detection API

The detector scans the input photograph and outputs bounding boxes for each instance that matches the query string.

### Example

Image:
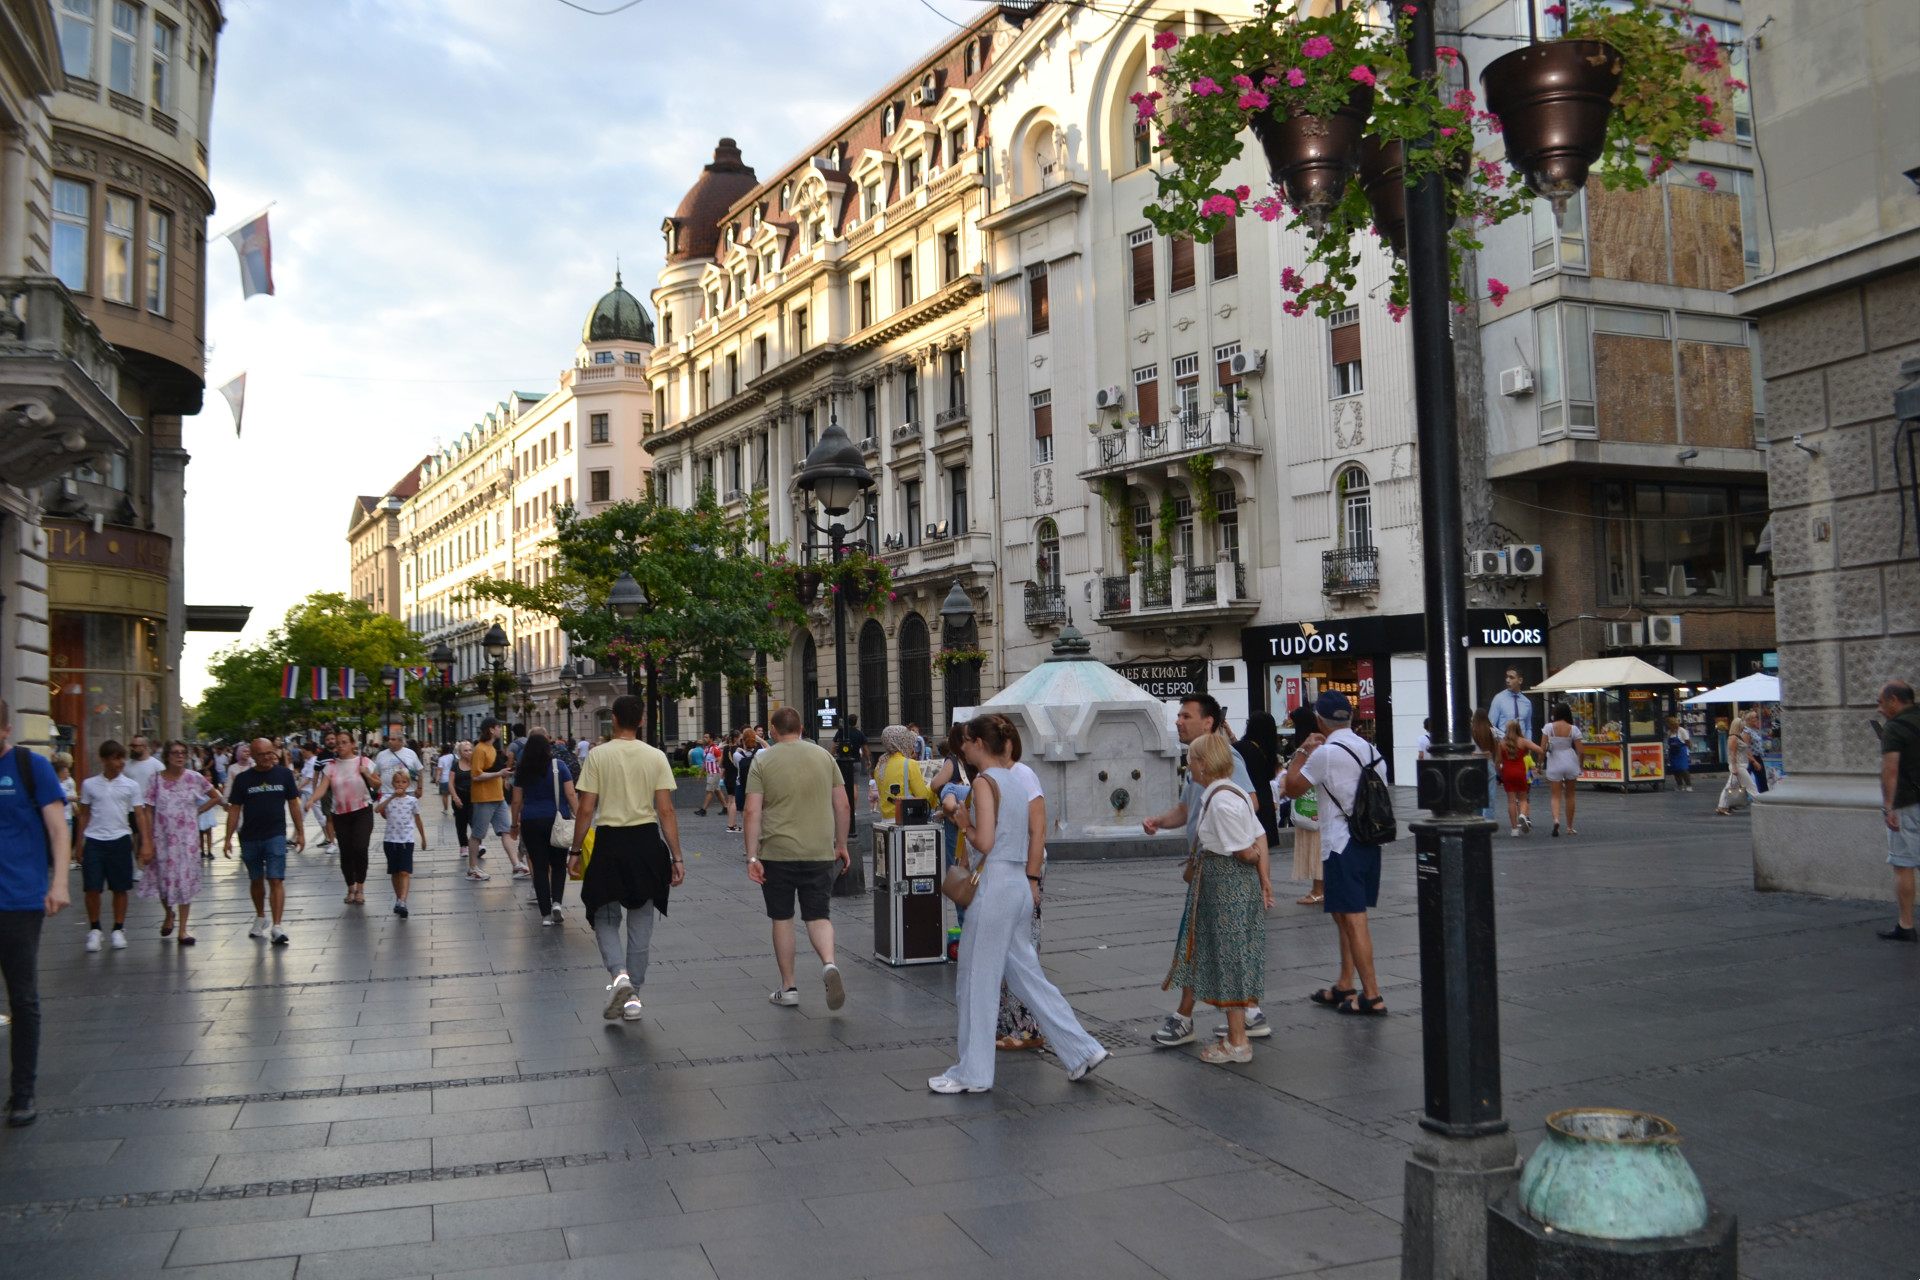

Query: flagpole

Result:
[213,201,278,243]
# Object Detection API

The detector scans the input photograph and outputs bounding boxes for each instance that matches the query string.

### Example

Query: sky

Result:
[178,0,985,701]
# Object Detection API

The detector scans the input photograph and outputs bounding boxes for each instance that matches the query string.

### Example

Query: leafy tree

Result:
[464,490,803,740]
[197,592,427,743]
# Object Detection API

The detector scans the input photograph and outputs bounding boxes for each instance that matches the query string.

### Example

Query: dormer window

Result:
[864,181,882,217]
[663,224,678,254]
[906,156,923,193]
[594,351,614,365]
[964,42,977,76]
[780,182,791,211]
[882,104,897,135]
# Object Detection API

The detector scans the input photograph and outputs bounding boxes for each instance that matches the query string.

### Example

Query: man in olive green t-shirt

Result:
[746,706,850,1011]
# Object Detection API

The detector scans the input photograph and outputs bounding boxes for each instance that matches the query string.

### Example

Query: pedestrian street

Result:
[0,784,1911,1279]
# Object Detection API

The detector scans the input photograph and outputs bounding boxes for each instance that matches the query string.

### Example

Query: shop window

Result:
[1129,228,1155,305]
[1597,481,1770,605]
[50,611,163,779]
[1534,302,1596,440]
[1336,465,1372,550]
[1027,262,1049,334]
[1212,215,1238,280]
[1530,192,1588,275]
[1330,308,1363,398]
[1030,390,1052,464]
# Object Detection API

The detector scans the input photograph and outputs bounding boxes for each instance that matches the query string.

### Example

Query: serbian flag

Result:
[280,665,300,698]
[335,668,356,699]
[310,667,329,700]
[227,212,275,298]
[387,668,404,700]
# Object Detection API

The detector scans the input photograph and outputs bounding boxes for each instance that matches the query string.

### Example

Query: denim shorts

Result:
[383,841,415,874]
[470,799,511,836]
[1889,805,1920,869]
[1323,841,1383,914]
[240,834,288,881]
[82,835,134,893]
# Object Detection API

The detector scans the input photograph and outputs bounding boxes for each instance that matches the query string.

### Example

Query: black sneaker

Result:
[1877,924,1917,942]
[7,1097,35,1127]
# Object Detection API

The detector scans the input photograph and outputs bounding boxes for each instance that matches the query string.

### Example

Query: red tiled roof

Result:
[386,459,426,500]
[668,139,760,263]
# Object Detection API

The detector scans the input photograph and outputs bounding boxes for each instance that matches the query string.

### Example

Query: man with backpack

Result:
[0,700,71,1126]
[1284,690,1394,1016]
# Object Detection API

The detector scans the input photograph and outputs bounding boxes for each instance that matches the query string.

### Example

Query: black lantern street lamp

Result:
[430,641,455,746]
[796,413,874,887]
[483,622,509,721]
[938,578,974,634]
[378,665,398,739]
[559,659,579,743]
[606,569,654,740]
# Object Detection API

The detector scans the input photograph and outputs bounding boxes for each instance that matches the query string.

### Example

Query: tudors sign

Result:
[1240,610,1549,665]
[1110,657,1207,699]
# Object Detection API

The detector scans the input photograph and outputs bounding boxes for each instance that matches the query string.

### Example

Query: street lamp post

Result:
[796,413,874,894]
[606,569,651,739]
[379,665,398,739]
[938,577,978,710]
[430,642,455,746]
[1399,7,1517,1275]
[559,659,579,743]
[483,622,509,721]
[516,670,533,732]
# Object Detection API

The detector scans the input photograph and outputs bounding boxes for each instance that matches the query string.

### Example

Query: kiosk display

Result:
[871,820,946,966]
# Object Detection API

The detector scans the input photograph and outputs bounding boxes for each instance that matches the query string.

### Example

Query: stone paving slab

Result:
[1,787,1915,1277]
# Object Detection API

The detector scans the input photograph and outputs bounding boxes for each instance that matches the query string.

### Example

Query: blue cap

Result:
[1314,690,1353,724]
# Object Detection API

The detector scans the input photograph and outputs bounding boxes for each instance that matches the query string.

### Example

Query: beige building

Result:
[347,462,422,619]
[646,18,999,740]
[1738,0,1920,898]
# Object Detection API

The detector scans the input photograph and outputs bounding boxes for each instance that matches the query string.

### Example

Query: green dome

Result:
[583,272,654,344]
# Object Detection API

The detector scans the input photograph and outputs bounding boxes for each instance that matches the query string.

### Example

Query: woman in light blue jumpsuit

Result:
[929,714,1107,1094]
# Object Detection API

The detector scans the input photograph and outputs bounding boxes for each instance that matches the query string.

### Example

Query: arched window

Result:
[798,632,818,737]
[858,620,889,733]
[1035,518,1061,589]
[1336,465,1372,550]
[899,614,932,732]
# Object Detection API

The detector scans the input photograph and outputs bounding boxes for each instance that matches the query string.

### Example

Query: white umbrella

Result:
[1532,656,1683,693]
[1683,672,1780,705]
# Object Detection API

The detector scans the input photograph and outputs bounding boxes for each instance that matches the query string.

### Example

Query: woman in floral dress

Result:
[137,740,220,944]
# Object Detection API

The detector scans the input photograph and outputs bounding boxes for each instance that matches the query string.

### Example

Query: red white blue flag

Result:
[335,668,356,700]
[310,667,329,700]
[281,665,300,698]
[227,212,275,298]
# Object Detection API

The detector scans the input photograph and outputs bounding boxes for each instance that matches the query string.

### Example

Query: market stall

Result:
[1684,672,1783,787]
[1532,657,1684,790]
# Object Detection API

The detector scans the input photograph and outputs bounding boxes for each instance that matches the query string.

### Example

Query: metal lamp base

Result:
[1402,1126,1520,1280]
[1488,1192,1738,1279]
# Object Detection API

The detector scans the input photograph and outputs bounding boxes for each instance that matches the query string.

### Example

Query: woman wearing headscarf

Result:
[873,724,935,822]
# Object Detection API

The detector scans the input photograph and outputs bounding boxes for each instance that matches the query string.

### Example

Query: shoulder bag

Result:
[547,759,575,850]
[940,773,1000,908]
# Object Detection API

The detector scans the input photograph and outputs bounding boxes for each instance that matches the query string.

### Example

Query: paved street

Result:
[0,784,1913,1279]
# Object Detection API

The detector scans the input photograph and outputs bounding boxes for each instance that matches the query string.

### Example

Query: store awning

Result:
[1533,656,1683,693]
[1683,672,1781,705]
[186,605,252,632]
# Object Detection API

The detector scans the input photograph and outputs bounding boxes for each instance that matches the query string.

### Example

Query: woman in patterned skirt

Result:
[1163,733,1273,1064]
[136,740,220,944]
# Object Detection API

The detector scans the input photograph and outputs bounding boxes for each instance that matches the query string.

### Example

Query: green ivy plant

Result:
[1187,453,1219,526]
[1156,493,1180,570]
[1107,477,1141,569]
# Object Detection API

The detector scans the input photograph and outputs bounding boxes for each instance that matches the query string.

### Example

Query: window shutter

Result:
[1216,356,1237,388]
[1136,379,1159,425]
[1331,322,1362,367]
[1170,236,1195,293]
[1131,238,1154,305]
[1212,217,1238,280]
[1033,402,1052,439]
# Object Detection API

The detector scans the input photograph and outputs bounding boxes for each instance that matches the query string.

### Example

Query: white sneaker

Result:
[1510,827,1521,838]
[1213,1009,1272,1039]
[465,869,490,881]
[541,914,554,927]
[248,917,269,939]
[603,974,634,1020]
[270,927,290,946]
[769,987,799,1007]
[822,963,846,1011]
[927,1076,989,1095]
[84,928,101,952]
[1519,814,1532,833]
[550,908,563,926]
[131,867,142,882]
[109,928,126,950]
[1068,1047,1110,1083]
[621,998,643,1021]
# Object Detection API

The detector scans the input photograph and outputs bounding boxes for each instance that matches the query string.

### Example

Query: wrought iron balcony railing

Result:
[1322,545,1380,595]
[1024,582,1066,625]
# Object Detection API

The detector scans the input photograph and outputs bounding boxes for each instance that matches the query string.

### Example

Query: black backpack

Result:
[1326,739,1397,846]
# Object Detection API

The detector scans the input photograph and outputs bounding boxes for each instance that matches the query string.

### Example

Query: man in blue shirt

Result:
[0,699,72,1127]
[1489,668,1535,744]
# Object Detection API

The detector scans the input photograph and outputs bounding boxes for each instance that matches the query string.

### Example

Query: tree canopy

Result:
[196,592,426,742]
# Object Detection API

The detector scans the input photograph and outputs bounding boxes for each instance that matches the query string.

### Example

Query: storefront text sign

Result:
[1111,658,1207,699]
[44,519,172,577]
[1242,610,1550,666]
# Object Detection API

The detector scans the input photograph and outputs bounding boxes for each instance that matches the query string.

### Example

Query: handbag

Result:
[547,759,575,850]
[940,774,998,907]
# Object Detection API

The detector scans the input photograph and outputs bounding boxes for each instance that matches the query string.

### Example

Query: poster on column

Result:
[1357,659,1376,718]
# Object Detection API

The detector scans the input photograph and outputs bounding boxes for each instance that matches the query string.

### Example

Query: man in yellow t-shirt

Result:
[465,718,519,881]
[569,695,683,1022]
[746,706,850,1011]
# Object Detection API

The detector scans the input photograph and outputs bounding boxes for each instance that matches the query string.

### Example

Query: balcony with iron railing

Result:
[1024,582,1066,627]
[1322,545,1380,596]
[1095,555,1257,630]
[0,275,137,488]
[934,402,969,431]
[1081,405,1259,480]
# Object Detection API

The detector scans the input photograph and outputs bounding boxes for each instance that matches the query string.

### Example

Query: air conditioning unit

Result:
[1229,349,1266,377]
[1470,549,1508,577]
[1603,621,1643,649]
[1505,544,1544,577]
[911,74,939,106]
[1500,366,1535,397]
[1092,385,1125,411]
[1646,615,1683,647]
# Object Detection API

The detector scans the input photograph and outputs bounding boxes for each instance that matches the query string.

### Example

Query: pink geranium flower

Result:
[1695,170,1718,191]
[1283,299,1308,317]
[1232,74,1253,90]
[1387,302,1408,322]
[1233,185,1250,200]
[1192,76,1223,97]
[1149,64,1165,77]
[1439,127,1456,137]
[1436,46,1460,65]
[1726,78,1748,91]
[1694,93,1715,109]
[1252,195,1287,222]
[1701,119,1724,136]
[1152,30,1178,50]
[1487,278,1510,306]
[1543,4,1566,17]
[1286,67,1306,87]
[1349,66,1376,87]
[1280,266,1305,294]
[1302,35,1334,59]
[1237,91,1270,111]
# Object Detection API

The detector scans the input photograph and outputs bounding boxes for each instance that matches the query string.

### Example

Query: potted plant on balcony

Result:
[1141,1,1733,320]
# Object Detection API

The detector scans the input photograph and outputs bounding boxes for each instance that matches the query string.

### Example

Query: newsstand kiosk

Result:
[872,815,946,966]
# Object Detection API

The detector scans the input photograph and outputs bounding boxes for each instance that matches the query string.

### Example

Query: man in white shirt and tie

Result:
[1489,668,1534,744]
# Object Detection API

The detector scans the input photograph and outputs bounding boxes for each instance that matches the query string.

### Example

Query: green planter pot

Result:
[1518,1109,1709,1241]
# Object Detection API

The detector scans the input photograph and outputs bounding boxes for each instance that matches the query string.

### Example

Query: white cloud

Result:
[181,0,985,701]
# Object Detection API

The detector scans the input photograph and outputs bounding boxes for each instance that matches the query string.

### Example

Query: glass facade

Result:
[50,610,163,778]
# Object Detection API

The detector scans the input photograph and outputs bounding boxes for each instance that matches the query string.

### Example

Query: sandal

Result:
[177,934,195,946]
[1337,994,1388,1016]
[1296,893,1324,905]
[1199,1040,1252,1065]
[1310,986,1355,1007]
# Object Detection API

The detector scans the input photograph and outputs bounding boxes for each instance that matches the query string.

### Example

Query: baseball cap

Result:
[1313,690,1354,724]
[479,717,500,732]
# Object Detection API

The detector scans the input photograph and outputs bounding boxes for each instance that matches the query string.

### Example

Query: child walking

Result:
[374,769,426,918]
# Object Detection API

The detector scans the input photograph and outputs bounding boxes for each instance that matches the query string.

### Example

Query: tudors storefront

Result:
[1242,609,1550,785]
[45,519,172,777]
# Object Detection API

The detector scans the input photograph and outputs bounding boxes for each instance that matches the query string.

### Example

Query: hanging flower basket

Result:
[1357,134,1408,259]
[935,647,988,673]
[795,570,821,606]
[1249,82,1373,231]
[1481,39,1621,213]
